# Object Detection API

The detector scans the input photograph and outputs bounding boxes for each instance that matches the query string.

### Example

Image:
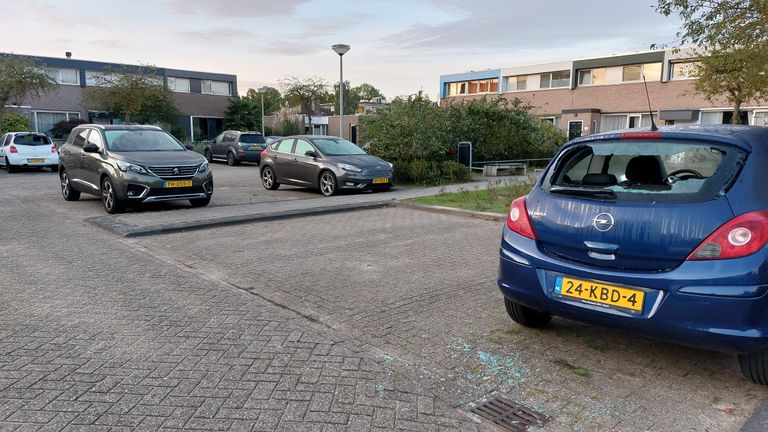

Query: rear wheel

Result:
[60,170,80,201]
[189,196,211,207]
[504,297,551,328]
[204,149,213,162]
[226,151,238,166]
[6,158,17,173]
[319,171,337,197]
[739,351,768,385]
[101,177,125,214]
[261,166,279,190]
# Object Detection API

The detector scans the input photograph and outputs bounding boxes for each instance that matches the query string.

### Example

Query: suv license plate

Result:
[554,275,645,314]
[28,158,45,163]
[373,178,389,184]
[163,180,193,188]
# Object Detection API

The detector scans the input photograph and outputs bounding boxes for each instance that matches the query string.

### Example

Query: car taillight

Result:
[261,149,268,157]
[688,210,768,260]
[51,145,57,153]
[9,145,16,153]
[506,196,536,240]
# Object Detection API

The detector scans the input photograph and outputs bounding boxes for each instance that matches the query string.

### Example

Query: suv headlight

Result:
[338,163,362,173]
[387,162,393,169]
[198,161,209,173]
[116,160,148,174]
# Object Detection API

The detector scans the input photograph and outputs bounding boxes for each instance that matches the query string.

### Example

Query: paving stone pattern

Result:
[138,207,768,432]
[0,171,489,431]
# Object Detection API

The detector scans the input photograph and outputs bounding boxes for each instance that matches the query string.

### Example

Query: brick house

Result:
[439,48,768,140]
[2,52,238,141]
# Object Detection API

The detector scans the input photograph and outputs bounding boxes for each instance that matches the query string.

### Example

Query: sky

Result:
[0,0,682,100]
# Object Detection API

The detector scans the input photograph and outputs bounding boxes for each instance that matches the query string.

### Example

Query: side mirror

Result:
[305,150,316,158]
[83,142,100,153]
[185,144,194,150]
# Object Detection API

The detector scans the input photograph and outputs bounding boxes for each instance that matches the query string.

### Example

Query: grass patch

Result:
[414,180,535,214]
[583,337,607,352]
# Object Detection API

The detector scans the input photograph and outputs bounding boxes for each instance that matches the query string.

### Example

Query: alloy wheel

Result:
[61,173,70,198]
[320,172,336,196]
[102,179,114,211]
[262,167,274,188]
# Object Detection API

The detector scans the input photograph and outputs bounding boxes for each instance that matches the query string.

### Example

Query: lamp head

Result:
[332,44,351,56]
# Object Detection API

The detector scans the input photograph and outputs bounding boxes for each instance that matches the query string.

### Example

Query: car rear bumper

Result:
[498,226,768,354]
[236,150,263,162]
[6,154,59,166]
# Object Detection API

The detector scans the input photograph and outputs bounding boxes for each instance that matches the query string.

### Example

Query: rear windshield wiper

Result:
[549,186,617,199]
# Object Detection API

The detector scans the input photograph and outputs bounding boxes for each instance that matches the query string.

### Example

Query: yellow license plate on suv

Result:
[554,275,645,314]
[163,180,193,188]
[28,158,45,163]
[373,178,389,184]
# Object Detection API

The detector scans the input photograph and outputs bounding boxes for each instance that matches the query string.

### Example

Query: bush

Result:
[394,159,470,185]
[50,118,88,139]
[0,113,31,134]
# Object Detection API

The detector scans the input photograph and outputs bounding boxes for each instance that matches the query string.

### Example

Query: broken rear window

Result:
[544,140,745,203]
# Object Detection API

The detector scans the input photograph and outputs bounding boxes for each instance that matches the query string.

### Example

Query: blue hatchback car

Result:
[498,125,768,384]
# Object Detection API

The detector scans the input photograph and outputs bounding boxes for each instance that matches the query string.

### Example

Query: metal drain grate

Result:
[467,395,549,431]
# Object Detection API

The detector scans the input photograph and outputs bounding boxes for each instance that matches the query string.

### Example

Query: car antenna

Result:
[642,74,659,131]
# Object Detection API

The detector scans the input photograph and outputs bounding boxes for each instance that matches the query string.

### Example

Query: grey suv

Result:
[205,130,267,166]
[58,125,213,214]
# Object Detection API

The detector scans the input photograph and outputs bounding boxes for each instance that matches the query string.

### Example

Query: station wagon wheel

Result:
[504,297,551,328]
[204,149,213,162]
[60,170,80,201]
[319,171,337,197]
[226,151,238,166]
[101,177,125,214]
[261,166,280,190]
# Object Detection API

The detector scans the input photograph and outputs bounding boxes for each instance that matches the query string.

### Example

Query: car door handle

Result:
[292,158,298,162]
[584,241,619,253]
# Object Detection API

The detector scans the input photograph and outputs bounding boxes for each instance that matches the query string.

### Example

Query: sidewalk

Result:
[87,177,526,237]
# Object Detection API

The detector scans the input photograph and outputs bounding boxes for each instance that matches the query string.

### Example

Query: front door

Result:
[290,139,318,186]
[81,128,106,191]
[568,121,583,141]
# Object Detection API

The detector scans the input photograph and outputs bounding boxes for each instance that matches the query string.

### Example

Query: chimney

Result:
[65,52,72,59]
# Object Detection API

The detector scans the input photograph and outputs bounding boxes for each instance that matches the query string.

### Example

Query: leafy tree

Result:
[694,47,768,123]
[331,82,385,115]
[0,113,31,134]
[85,65,179,125]
[0,56,56,115]
[245,87,283,115]
[354,83,384,101]
[224,97,260,131]
[280,76,330,131]
[657,0,768,123]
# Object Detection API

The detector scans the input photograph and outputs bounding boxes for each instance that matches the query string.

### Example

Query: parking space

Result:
[0,164,766,431]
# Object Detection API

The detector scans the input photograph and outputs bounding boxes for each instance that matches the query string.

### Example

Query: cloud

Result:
[165,0,312,18]
[380,0,678,55]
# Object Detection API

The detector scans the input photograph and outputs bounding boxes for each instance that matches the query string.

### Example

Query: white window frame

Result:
[168,77,191,93]
[32,110,81,134]
[670,61,700,80]
[44,68,80,85]
[202,80,232,96]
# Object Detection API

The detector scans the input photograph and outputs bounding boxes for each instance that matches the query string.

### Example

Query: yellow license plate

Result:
[28,158,45,163]
[554,276,645,314]
[163,180,193,188]
[373,178,389,184]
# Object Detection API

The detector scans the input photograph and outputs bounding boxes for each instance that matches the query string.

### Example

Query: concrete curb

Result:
[87,200,393,237]
[396,202,506,222]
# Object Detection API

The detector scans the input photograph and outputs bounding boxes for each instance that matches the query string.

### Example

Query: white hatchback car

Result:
[0,132,59,173]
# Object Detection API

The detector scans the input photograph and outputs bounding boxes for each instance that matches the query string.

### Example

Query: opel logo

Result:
[593,213,615,232]
[173,167,180,175]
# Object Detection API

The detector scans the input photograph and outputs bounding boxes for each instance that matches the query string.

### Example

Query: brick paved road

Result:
[0,169,490,431]
[1,167,767,431]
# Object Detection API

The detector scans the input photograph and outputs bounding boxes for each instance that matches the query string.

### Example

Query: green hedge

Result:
[394,160,470,185]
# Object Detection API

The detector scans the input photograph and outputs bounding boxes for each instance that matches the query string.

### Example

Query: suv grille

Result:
[147,165,199,178]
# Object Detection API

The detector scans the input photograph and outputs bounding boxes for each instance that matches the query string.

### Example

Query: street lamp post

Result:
[257,86,268,136]
[331,44,350,139]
